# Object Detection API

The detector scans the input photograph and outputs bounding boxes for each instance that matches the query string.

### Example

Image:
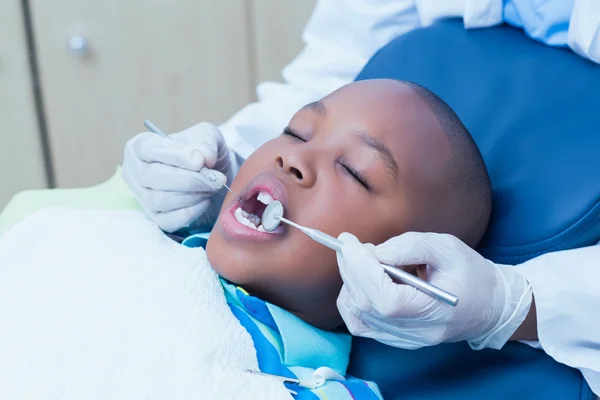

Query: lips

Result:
[217,173,288,241]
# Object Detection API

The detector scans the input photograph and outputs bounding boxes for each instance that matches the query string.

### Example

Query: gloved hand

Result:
[122,122,233,233]
[336,232,533,350]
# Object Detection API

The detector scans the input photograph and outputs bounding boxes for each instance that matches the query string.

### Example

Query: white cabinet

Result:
[29,0,254,187]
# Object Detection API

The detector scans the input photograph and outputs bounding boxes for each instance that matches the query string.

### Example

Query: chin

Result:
[205,236,247,284]
[207,224,345,332]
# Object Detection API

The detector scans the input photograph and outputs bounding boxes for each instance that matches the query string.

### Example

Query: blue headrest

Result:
[357,20,600,264]
[350,20,599,399]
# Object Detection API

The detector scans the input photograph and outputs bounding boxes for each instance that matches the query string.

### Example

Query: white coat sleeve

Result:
[501,0,600,64]
[218,0,422,161]
[568,0,600,64]
[516,243,600,396]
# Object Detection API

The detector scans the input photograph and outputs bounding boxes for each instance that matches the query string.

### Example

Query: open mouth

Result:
[233,191,275,232]
[220,173,288,239]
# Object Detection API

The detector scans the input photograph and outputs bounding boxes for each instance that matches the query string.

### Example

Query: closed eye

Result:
[341,163,370,190]
[283,127,307,142]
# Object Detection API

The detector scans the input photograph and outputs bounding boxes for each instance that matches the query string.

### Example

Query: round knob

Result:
[68,36,89,56]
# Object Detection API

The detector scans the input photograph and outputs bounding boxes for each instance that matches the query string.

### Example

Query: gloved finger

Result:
[358,312,420,346]
[338,233,436,320]
[336,257,371,313]
[375,232,446,271]
[337,233,415,317]
[151,199,212,233]
[338,233,391,298]
[392,264,428,280]
[376,336,426,350]
[377,283,439,320]
[122,166,213,232]
[339,290,425,347]
[134,160,224,192]
[131,132,209,171]
[364,243,376,253]
[122,165,149,209]
[336,286,373,337]
[336,233,380,309]
[175,122,222,168]
[124,157,221,204]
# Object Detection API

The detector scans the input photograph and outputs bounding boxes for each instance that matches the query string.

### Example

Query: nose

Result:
[276,149,316,187]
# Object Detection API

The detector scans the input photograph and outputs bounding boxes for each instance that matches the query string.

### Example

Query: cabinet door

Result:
[29,0,253,188]
[0,0,48,208]
[251,0,315,84]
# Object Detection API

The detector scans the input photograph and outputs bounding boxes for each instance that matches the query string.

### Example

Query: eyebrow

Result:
[356,131,400,183]
[301,100,399,182]
[301,100,326,117]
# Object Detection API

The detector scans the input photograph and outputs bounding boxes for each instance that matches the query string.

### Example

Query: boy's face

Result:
[206,79,451,330]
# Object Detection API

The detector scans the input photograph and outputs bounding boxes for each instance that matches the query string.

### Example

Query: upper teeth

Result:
[257,191,274,205]
[232,191,276,233]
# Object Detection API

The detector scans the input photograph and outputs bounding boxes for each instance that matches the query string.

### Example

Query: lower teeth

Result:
[234,207,268,232]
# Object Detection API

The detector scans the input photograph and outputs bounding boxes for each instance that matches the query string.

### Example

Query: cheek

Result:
[350,205,412,245]
[298,190,410,246]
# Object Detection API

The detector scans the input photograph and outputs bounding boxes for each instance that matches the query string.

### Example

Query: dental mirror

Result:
[262,201,284,232]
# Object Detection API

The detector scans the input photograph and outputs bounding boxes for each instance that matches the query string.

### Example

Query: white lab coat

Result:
[219,0,600,395]
[518,244,600,396]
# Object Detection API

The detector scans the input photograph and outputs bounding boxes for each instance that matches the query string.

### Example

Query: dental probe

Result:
[261,201,459,307]
[143,120,235,195]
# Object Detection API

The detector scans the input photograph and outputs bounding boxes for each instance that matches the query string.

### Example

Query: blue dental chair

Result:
[348,20,600,400]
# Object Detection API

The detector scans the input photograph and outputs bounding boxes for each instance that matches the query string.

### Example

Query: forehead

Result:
[318,80,450,175]
[322,80,430,134]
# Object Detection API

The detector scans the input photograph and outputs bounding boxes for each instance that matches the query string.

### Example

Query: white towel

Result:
[0,209,291,400]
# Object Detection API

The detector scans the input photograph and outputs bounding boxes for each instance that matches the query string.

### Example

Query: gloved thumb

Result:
[375,232,445,270]
[338,232,359,245]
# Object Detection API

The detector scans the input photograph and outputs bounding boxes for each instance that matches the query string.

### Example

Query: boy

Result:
[207,79,491,328]
[200,79,491,396]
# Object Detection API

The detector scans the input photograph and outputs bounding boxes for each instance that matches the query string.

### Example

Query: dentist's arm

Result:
[515,244,600,394]
[336,232,600,395]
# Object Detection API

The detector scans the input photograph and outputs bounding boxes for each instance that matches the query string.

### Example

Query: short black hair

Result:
[404,81,492,247]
